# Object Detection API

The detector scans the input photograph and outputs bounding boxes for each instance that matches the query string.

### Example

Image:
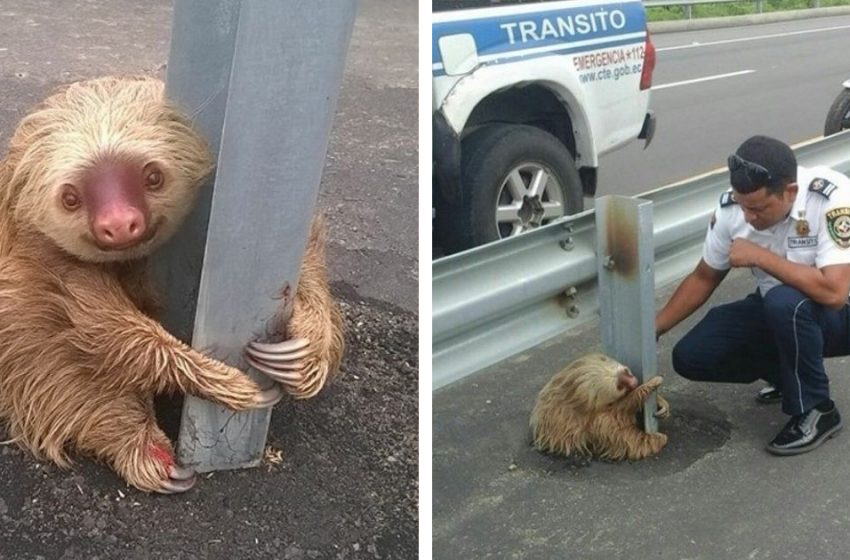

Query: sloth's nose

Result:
[92,205,147,249]
[616,368,638,392]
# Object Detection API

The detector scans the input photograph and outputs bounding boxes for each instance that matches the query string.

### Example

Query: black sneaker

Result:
[766,405,842,456]
[756,384,782,404]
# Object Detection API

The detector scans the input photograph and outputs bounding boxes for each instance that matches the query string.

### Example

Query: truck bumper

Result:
[638,110,656,149]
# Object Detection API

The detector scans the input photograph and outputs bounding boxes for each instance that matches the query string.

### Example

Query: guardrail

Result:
[432,131,850,391]
[644,0,823,19]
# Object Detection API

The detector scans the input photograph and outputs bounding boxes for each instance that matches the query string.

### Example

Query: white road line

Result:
[652,69,755,91]
[657,24,850,52]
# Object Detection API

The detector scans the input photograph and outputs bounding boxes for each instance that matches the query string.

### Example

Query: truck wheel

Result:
[440,124,583,254]
[824,88,850,136]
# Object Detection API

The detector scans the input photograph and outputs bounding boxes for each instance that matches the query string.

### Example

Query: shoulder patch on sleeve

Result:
[809,177,838,199]
[826,207,850,248]
[719,191,737,208]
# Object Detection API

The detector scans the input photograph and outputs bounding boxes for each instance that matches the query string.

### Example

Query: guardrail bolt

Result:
[603,255,616,270]
[564,287,580,318]
[558,224,574,251]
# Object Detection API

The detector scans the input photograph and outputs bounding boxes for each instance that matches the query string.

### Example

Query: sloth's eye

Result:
[61,187,81,211]
[144,166,164,190]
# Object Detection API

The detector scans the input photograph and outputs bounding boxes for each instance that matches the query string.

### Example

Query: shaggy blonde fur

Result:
[530,353,670,461]
[278,215,345,399]
[0,76,344,492]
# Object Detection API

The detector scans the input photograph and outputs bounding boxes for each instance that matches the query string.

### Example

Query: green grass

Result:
[647,0,850,22]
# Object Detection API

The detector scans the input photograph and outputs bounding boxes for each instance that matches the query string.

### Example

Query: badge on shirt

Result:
[827,207,850,248]
[788,236,817,249]
[796,211,810,236]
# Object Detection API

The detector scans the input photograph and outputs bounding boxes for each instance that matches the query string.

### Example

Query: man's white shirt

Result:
[703,165,850,295]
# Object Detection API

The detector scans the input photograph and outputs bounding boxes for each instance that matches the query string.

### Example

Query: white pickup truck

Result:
[433,0,657,254]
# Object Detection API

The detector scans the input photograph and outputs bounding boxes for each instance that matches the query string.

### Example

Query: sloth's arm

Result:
[65,276,280,409]
[619,376,663,414]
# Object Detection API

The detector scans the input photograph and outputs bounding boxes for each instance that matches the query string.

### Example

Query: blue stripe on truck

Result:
[432,2,646,75]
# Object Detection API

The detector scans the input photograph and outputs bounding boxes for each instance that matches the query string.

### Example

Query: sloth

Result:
[530,353,669,461]
[0,76,344,493]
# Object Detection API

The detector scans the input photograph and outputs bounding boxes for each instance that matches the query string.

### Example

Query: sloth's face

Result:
[570,353,637,408]
[12,77,213,263]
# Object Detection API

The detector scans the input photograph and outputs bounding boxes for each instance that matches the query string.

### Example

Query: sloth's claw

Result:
[654,396,671,419]
[154,466,197,494]
[262,361,303,372]
[253,383,285,408]
[157,476,196,494]
[246,338,315,388]
[168,465,195,481]
[246,346,311,363]
[247,355,306,384]
[247,338,310,355]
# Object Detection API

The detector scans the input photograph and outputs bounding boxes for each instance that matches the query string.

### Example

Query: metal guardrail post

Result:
[596,196,658,433]
[155,0,356,472]
[756,0,763,13]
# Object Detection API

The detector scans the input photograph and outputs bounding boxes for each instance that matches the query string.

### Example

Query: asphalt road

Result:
[434,270,850,559]
[597,14,850,198]
[0,1,418,559]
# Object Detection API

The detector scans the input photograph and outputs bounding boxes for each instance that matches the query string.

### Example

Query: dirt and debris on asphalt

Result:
[0,0,418,558]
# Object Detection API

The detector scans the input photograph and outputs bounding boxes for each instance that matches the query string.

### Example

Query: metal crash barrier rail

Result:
[643,0,825,20]
[432,131,850,391]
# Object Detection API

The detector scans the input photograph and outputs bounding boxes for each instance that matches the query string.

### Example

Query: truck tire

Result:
[824,88,850,136]
[439,124,583,255]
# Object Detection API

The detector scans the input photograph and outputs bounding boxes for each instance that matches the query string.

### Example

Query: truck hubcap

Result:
[496,163,564,238]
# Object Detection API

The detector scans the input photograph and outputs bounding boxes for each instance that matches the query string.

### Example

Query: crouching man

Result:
[655,135,850,455]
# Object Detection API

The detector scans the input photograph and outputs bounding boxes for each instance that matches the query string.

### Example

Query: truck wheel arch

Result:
[435,80,597,205]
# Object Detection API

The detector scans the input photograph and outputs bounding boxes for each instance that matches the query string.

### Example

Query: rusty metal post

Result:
[596,195,658,433]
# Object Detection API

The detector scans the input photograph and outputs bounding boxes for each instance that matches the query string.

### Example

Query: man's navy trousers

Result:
[673,284,850,416]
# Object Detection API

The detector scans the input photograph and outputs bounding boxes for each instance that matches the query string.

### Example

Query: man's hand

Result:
[729,238,850,310]
[730,238,767,268]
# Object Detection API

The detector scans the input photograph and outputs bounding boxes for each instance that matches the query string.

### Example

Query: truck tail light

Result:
[640,28,656,91]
